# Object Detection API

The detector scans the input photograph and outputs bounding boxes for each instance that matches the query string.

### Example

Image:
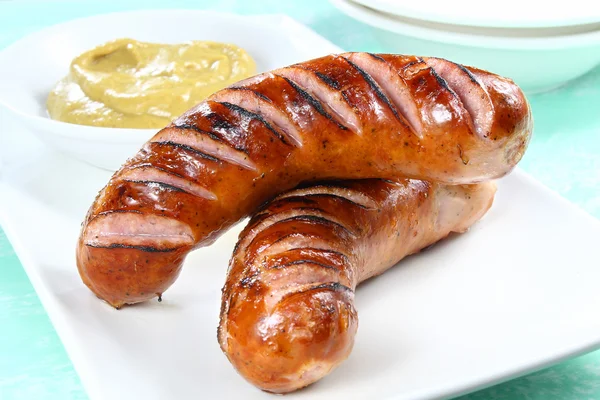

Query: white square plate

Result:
[2,11,600,400]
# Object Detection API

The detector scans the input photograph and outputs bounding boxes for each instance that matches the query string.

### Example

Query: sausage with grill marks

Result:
[76,53,530,308]
[218,179,497,393]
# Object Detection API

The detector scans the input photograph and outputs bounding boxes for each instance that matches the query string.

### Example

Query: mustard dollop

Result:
[47,38,256,129]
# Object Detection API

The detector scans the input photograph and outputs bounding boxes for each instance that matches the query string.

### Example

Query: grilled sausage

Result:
[76,53,530,307]
[218,179,496,393]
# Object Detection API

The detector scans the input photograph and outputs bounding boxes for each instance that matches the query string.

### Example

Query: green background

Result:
[1,1,599,399]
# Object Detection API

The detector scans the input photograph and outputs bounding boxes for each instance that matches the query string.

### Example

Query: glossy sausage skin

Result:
[76,53,530,307]
[218,179,496,393]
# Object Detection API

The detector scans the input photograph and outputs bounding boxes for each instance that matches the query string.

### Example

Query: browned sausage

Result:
[218,179,496,393]
[76,53,530,308]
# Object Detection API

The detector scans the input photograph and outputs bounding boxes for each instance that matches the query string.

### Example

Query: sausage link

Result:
[77,53,529,307]
[218,179,496,393]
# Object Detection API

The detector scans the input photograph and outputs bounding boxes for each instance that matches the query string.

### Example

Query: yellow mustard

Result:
[47,38,256,129]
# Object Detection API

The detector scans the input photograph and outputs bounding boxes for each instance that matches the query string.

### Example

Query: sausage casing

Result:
[218,178,496,393]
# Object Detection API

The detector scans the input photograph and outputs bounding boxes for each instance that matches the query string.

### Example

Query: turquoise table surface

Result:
[1,1,599,399]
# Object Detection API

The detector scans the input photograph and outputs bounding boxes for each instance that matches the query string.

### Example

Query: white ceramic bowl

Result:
[331,0,600,93]
[0,10,341,171]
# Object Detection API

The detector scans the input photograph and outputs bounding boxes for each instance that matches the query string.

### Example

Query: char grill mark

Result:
[84,211,194,250]
[269,259,340,272]
[271,214,357,238]
[455,62,479,84]
[278,75,350,132]
[276,184,378,209]
[314,71,341,90]
[345,53,424,136]
[209,88,303,147]
[228,86,273,103]
[123,180,187,193]
[217,101,291,146]
[342,56,405,125]
[283,247,351,264]
[152,141,221,163]
[367,52,386,61]
[152,126,258,171]
[429,67,454,94]
[277,282,354,304]
[119,165,217,201]
[424,57,494,138]
[172,123,223,142]
[282,193,371,210]
[86,243,181,253]
[239,207,357,256]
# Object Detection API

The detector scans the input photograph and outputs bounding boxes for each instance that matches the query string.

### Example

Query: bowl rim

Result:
[331,0,600,50]
[0,9,295,143]
[347,0,600,29]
